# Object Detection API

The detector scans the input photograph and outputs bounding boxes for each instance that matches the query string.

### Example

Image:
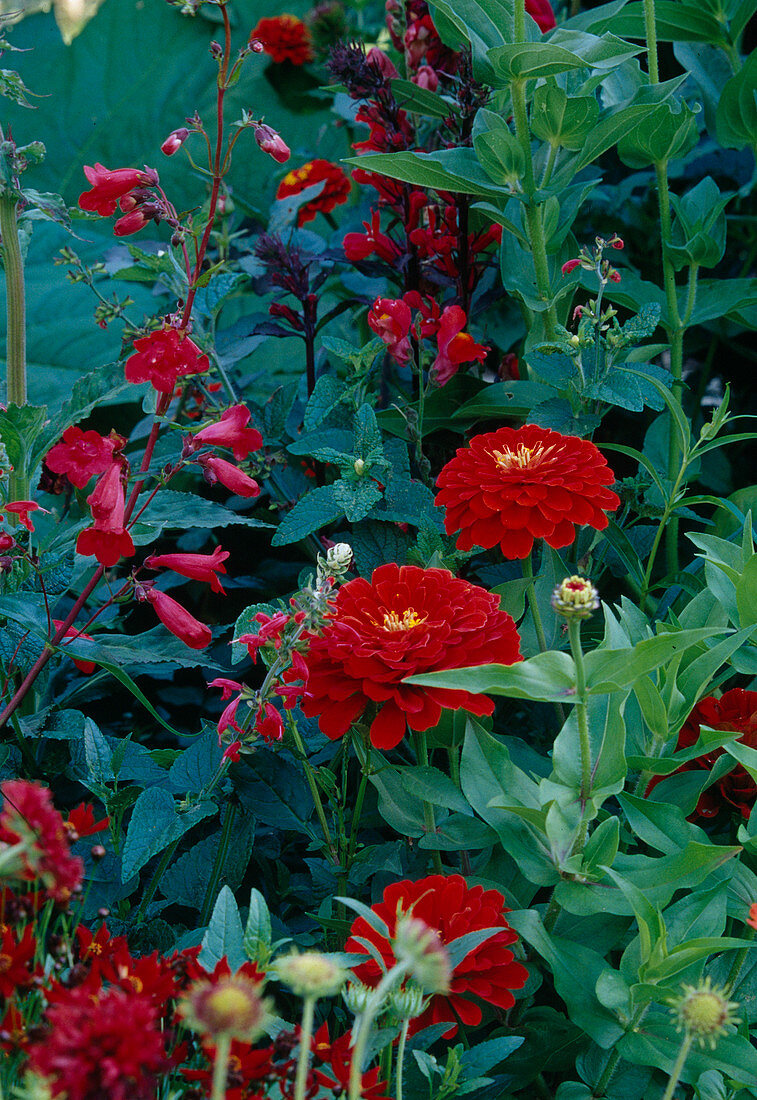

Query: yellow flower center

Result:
[491,441,553,471]
[282,165,311,187]
[382,608,426,632]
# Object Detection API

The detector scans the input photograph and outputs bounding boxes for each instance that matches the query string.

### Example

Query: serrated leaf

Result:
[121,787,215,882]
[137,491,271,534]
[271,484,346,546]
[332,478,383,522]
[243,888,273,965]
[199,885,247,973]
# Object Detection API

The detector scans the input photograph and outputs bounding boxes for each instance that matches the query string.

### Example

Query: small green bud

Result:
[551,575,600,619]
[274,951,347,999]
[669,977,739,1049]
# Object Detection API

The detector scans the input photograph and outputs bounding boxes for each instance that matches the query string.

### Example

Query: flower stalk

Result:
[0,187,29,503]
[210,1033,232,1100]
[294,996,316,1100]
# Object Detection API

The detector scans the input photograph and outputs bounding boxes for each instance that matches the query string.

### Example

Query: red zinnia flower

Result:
[647,689,757,819]
[346,874,529,1037]
[276,159,351,226]
[27,986,171,1100]
[78,164,151,217]
[251,14,314,65]
[143,588,212,650]
[435,424,620,560]
[144,545,230,594]
[124,326,209,393]
[191,405,263,460]
[300,563,522,750]
[45,427,123,489]
[0,780,84,904]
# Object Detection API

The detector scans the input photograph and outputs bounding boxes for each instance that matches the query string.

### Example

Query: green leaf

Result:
[344,148,505,199]
[83,717,113,787]
[121,787,215,882]
[552,694,627,806]
[332,478,383,523]
[583,628,728,694]
[600,1,726,42]
[271,484,345,546]
[618,1015,757,1086]
[390,77,455,118]
[137,490,271,535]
[447,927,509,969]
[489,42,591,80]
[452,380,556,421]
[406,651,577,704]
[736,554,757,627]
[243,888,273,966]
[199,885,247,973]
[0,403,48,476]
[717,50,757,149]
[531,86,600,150]
[617,100,699,168]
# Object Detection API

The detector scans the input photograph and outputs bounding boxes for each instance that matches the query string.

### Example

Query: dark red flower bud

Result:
[161,128,190,156]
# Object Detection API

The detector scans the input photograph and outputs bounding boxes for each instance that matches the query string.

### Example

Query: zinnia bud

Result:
[161,128,189,156]
[669,977,739,1049]
[253,123,291,164]
[393,914,451,994]
[274,951,347,999]
[180,975,270,1041]
[551,575,600,619]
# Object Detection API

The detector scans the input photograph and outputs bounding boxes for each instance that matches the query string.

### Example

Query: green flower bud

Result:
[669,978,740,1049]
[551,575,599,619]
[274,951,347,999]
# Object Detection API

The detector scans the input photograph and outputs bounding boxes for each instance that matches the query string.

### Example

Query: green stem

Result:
[660,1032,693,1100]
[642,0,660,82]
[540,144,558,189]
[347,764,370,867]
[413,729,443,874]
[294,996,316,1100]
[288,712,337,861]
[725,923,756,993]
[135,837,180,922]
[568,619,591,805]
[211,1033,232,1100]
[542,893,561,933]
[396,1017,410,1100]
[0,192,29,502]
[349,962,406,1100]
[593,1006,648,1097]
[200,800,238,926]
[522,553,548,654]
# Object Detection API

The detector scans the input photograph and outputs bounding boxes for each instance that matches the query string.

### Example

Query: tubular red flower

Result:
[76,462,135,567]
[301,563,522,750]
[431,305,489,385]
[191,405,263,460]
[27,986,171,1100]
[251,14,314,64]
[78,163,151,217]
[76,526,135,568]
[2,501,46,532]
[435,424,620,560]
[113,210,150,237]
[45,427,122,489]
[368,297,413,366]
[145,545,230,594]
[647,690,757,819]
[124,327,209,393]
[200,455,261,498]
[144,588,212,650]
[161,128,189,156]
[276,159,351,226]
[254,702,284,743]
[52,619,97,674]
[346,874,529,1037]
[254,123,291,164]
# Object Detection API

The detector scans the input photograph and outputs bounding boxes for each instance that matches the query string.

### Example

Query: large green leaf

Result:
[407,651,577,704]
[121,787,215,882]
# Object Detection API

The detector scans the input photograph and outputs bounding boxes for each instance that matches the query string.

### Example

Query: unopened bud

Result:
[561,258,581,276]
[343,980,374,1015]
[393,914,451,994]
[113,210,149,237]
[90,845,106,861]
[316,541,353,587]
[210,40,223,59]
[274,951,347,999]
[669,978,739,1049]
[388,982,427,1020]
[161,128,190,156]
[609,269,621,283]
[551,575,599,619]
[0,556,13,573]
[249,36,265,52]
[0,533,14,550]
[254,123,291,164]
[353,458,366,475]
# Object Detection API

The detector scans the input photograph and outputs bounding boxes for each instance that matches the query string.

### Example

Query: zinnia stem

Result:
[661,1032,693,1100]
[567,619,592,809]
[0,188,29,503]
[347,762,370,867]
[200,799,238,926]
[289,713,337,861]
[349,962,406,1100]
[211,1032,232,1100]
[294,996,316,1100]
[395,1017,411,1100]
[412,729,443,875]
[521,554,548,653]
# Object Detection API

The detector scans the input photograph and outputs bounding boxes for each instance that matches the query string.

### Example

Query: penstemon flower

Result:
[124,326,209,393]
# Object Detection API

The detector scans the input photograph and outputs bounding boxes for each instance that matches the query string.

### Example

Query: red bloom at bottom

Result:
[27,986,171,1100]
[646,689,757,819]
[346,874,529,1037]
[301,563,522,750]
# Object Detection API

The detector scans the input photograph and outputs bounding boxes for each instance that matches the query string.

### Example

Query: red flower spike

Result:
[144,545,230,594]
[45,427,121,489]
[647,689,757,819]
[435,424,620,561]
[255,702,284,743]
[27,986,172,1100]
[276,159,351,226]
[77,525,135,568]
[124,327,209,393]
[346,874,529,1037]
[0,779,84,904]
[191,405,263,460]
[301,563,522,750]
[78,163,151,217]
[562,258,581,275]
[200,455,261,498]
[144,588,212,650]
[250,14,314,64]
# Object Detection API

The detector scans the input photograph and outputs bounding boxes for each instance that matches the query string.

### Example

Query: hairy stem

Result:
[294,996,316,1100]
[661,1032,693,1100]
[0,192,29,501]
[288,713,337,861]
[211,1033,232,1100]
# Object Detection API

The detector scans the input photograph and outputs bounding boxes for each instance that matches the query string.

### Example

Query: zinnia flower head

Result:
[669,977,740,1049]
[345,874,529,1037]
[0,780,84,904]
[276,159,351,226]
[27,986,171,1100]
[124,326,209,393]
[300,563,522,750]
[251,14,314,64]
[646,689,757,819]
[435,424,620,560]
[551,575,600,619]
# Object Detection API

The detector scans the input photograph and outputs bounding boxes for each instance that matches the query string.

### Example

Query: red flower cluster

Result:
[124,326,209,393]
[78,162,162,236]
[301,563,522,750]
[368,293,489,384]
[0,780,83,904]
[251,14,314,65]
[436,424,620,560]
[346,874,529,1036]
[76,460,135,568]
[27,985,172,1100]
[276,159,351,225]
[45,427,125,490]
[647,690,757,819]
